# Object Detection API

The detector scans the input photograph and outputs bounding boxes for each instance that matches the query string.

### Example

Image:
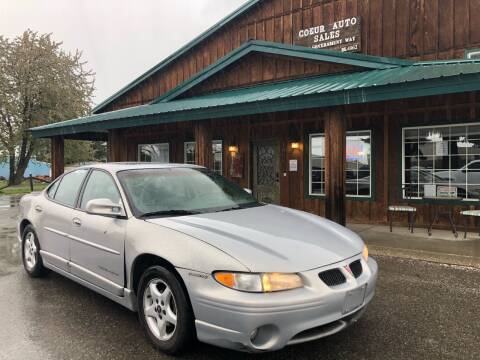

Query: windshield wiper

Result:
[140,210,200,218]
[215,206,241,212]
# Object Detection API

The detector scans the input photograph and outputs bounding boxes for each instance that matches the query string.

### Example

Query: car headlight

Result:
[362,245,369,261]
[213,272,303,293]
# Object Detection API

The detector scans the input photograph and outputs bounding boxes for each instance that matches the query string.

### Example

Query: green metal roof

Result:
[153,40,413,103]
[92,0,261,114]
[31,59,480,139]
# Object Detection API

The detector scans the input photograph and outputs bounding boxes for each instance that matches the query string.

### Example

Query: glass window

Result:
[309,131,372,197]
[184,141,222,170]
[47,179,60,199]
[138,143,169,163]
[184,142,196,164]
[402,123,480,200]
[54,169,89,207]
[212,140,223,175]
[80,170,121,210]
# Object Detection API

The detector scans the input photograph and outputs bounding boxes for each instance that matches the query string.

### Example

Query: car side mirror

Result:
[244,188,253,195]
[86,198,126,218]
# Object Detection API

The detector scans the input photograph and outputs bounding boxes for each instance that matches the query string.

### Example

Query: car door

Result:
[37,169,89,271]
[69,169,126,296]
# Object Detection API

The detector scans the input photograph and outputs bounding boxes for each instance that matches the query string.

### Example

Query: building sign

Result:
[295,17,361,52]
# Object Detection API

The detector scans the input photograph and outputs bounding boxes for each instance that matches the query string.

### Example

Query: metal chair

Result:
[388,185,417,233]
[460,209,480,239]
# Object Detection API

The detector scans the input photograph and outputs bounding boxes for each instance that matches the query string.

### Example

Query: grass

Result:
[0,179,49,195]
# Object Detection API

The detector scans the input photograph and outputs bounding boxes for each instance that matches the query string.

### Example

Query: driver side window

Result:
[80,170,121,210]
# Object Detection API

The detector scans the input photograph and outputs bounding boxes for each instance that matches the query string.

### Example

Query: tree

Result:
[35,138,107,165]
[0,30,94,185]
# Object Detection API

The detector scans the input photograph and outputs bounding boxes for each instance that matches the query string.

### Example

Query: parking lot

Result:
[1,195,479,360]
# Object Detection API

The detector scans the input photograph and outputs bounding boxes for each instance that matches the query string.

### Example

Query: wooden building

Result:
[32,0,480,228]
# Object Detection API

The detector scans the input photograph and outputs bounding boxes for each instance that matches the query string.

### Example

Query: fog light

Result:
[249,324,278,349]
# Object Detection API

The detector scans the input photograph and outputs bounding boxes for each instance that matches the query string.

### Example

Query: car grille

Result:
[349,260,363,278]
[318,269,346,286]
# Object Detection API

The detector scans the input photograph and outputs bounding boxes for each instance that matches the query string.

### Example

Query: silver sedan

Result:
[17,163,377,354]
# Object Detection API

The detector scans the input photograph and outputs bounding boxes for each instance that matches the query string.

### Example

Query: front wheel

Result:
[137,265,195,355]
[22,225,48,277]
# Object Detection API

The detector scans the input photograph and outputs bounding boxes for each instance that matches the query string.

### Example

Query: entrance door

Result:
[253,140,280,204]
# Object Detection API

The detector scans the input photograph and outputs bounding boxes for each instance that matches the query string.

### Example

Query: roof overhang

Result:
[31,63,480,139]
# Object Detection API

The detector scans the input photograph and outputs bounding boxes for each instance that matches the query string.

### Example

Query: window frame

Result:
[137,142,170,163]
[308,130,373,199]
[401,122,480,202]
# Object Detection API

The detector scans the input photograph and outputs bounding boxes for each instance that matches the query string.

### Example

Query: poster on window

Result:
[437,186,458,198]
[289,159,298,172]
[435,141,448,156]
[230,153,243,178]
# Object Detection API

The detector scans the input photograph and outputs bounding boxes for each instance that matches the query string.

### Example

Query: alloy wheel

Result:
[23,232,37,271]
[143,278,178,341]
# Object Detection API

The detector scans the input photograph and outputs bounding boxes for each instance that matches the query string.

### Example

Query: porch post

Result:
[194,120,212,168]
[107,129,127,162]
[324,109,346,226]
[51,136,64,180]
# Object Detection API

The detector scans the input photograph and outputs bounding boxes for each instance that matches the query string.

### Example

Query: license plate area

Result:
[343,284,367,314]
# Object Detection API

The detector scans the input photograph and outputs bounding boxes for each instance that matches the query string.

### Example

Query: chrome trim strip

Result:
[44,226,68,237]
[45,226,120,255]
[40,250,68,264]
[68,234,120,255]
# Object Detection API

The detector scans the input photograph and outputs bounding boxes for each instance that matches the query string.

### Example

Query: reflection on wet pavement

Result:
[0,196,22,276]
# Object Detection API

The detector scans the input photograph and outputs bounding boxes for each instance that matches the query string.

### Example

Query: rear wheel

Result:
[22,225,48,277]
[137,265,195,355]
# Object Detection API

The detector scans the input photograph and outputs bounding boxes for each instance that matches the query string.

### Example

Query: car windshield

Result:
[117,167,261,217]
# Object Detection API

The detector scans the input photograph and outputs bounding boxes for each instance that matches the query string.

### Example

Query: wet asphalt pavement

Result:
[1,196,479,360]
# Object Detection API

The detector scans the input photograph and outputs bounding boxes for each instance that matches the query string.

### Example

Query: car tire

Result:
[137,265,195,355]
[22,225,48,278]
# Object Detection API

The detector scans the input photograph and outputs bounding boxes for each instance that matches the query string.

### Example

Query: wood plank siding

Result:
[100,0,480,113]
[181,53,358,98]
[107,91,480,229]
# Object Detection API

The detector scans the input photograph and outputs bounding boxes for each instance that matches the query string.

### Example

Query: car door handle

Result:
[34,205,43,213]
[72,218,82,227]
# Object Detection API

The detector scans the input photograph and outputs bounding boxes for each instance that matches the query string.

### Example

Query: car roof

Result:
[75,162,206,173]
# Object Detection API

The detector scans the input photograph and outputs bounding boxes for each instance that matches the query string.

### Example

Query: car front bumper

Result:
[178,256,378,352]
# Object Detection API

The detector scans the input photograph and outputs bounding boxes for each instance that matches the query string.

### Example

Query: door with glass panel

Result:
[253,140,280,204]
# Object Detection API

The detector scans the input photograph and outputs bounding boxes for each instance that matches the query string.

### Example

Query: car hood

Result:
[146,205,364,273]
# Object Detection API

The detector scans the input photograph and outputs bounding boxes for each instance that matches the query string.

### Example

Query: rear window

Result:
[47,179,60,198]
[53,169,89,207]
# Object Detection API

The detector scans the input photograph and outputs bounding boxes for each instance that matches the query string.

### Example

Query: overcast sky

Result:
[0,0,249,105]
